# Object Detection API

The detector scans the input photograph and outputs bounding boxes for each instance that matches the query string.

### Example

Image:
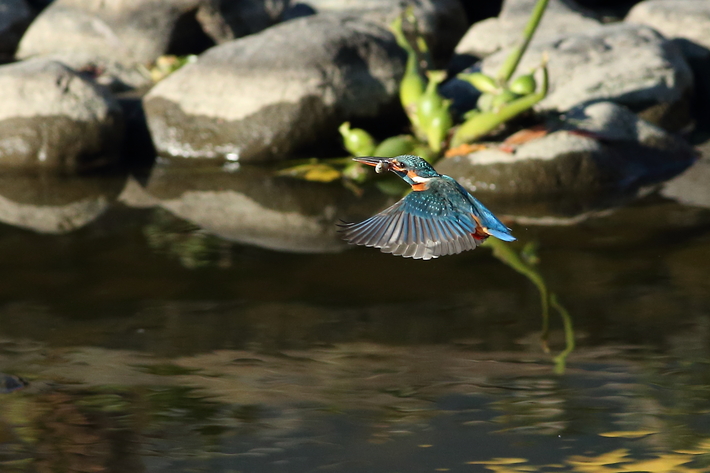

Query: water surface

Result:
[0,163,709,472]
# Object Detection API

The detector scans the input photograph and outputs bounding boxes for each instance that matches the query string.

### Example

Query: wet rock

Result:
[626,0,710,50]
[143,162,389,253]
[437,102,696,206]
[455,0,602,58]
[480,23,694,130]
[0,59,123,171]
[661,158,710,208]
[0,172,124,233]
[0,0,33,60]
[143,14,404,162]
[16,0,222,89]
[287,0,468,64]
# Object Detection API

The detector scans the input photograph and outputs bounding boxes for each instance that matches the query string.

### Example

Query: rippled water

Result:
[1,159,710,472]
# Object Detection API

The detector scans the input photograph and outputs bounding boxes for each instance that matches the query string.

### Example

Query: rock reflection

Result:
[143,161,390,253]
[1,338,710,472]
[0,172,124,234]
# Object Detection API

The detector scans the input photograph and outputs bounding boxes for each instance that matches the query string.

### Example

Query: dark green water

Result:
[1,163,710,472]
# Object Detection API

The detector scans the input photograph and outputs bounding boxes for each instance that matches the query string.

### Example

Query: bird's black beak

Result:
[352,156,392,167]
[353,157,397,174]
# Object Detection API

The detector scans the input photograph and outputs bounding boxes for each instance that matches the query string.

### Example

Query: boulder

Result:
[437,102,696,208]
[143,13,405,162]
[286,0,469,64]
[0,0,33,60]
[0,59,123,171]
[479,23,694,130]
[455,0,602,58]
[0,172,124,233]
[626,0,710,50]
[17,0,194,65]
[16,0,283,88]
[143,161,390,253]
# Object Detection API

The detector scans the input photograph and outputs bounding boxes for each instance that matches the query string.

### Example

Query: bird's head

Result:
[354,155,439,186]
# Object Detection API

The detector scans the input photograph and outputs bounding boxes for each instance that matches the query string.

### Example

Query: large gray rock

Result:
[480,23,694,130]
[143,162,389,253]
[0,59,123,171]
[16,0,281,88]
[288,0,468,64]
[455,0,602,58]
[16,0,200,88]
[438,102,695,205]
[0,0,33,59]
[626,0,710,50]
[143,14,405,162]
[17,0,198,64]
[0,173,124,233]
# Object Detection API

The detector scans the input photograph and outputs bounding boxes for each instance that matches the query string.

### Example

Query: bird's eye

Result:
[393,161,405,170]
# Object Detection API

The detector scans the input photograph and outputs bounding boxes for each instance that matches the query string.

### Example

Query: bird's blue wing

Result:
[339,186,486,260]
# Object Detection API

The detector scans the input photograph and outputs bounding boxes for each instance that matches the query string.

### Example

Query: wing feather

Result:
[340,179,511,259]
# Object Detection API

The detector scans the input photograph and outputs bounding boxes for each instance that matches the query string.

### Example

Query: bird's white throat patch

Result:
[410,175,432,184]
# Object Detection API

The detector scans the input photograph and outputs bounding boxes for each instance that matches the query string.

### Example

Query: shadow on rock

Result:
[144,161,390,253]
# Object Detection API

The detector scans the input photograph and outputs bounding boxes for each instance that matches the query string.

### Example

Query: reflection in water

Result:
[143,208,233,269]
[486,238,576,373]
[144,161,391,253]
[1,341,710,471]
[0,163,708,471]
[0,173,124,234]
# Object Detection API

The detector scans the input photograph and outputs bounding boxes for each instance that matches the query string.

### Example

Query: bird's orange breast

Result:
[407,171,430,191]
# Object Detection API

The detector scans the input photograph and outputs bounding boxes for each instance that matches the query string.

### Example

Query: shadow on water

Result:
[0,160,710,471]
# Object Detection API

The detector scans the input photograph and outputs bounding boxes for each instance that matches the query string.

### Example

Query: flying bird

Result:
[339,155,515,260]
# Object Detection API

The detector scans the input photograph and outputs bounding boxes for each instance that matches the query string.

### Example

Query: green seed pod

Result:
[458,72,498,94]
[374,134,416,157]
[492,89,521,110]
[426,102,453,153]
[509,74,537,95]
[400,54,426,114]
[477,92,495,112]
[415,70,447,138]
[338,122,376,157]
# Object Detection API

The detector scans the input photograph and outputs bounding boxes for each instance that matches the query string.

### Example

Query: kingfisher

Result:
[339,155,515,260]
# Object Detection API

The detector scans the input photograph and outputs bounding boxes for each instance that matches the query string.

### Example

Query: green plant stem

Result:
[496,0,549,83]
[484,239,550,351]
[551,293,575,374]
[450,63,548,147]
